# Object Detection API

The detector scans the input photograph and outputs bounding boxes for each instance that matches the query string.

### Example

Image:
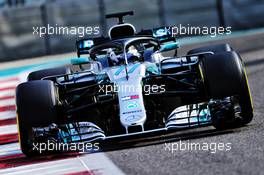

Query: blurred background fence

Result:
[0,0,264,61]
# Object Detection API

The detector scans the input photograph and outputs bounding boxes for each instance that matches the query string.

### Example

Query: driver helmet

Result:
[127,45,141,58]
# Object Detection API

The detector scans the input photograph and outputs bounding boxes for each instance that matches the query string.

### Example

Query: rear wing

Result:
[137,26,176,43]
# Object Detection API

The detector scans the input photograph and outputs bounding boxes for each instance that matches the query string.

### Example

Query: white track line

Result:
[0,111,16,120]
[34,167,79,175]
[0,153,125,175]
[77,155,91,173]
[0,159,83,175]
[0,124,17,135]
[78,153,125,175]
[0,144,125,174]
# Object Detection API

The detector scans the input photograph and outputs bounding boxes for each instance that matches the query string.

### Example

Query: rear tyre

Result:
[27,67,71,81]
[188,43,232,55]
[200,51,253,129]
[16,80,59,156]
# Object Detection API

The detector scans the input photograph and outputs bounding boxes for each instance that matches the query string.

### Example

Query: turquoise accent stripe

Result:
[114,66,125,76]
[114,63,140,76]
[128,63,140,74]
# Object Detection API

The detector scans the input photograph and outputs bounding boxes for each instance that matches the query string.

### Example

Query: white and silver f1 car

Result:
[16,11,253,156]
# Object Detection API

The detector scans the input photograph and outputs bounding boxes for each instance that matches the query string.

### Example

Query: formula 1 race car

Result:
[16,11,253,156]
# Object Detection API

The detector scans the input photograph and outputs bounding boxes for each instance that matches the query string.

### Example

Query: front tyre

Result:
[16,80,59,156]
[200,51,253,129]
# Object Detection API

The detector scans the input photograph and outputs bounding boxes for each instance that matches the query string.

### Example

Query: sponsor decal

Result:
[123,110,142,115]
[126,102,138,109]
[121,95,139,101]
[153,27,170,38]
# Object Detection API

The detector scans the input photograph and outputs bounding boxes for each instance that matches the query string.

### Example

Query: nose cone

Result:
[121,112,146,127]
[107,63,147,133]
[119,93,147,132]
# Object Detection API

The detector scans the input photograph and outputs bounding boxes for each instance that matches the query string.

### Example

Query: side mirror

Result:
[71,57,92,65]
[160,42,179,52]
